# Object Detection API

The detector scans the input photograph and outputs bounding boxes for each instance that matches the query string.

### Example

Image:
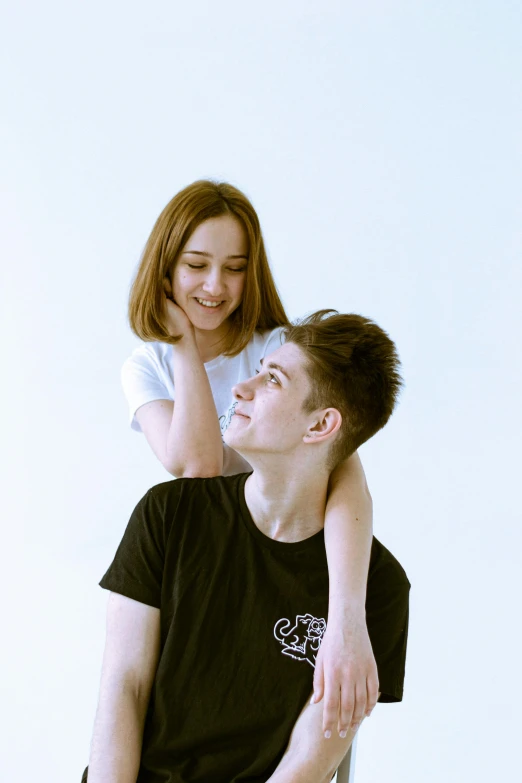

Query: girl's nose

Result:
[202,268,224,295]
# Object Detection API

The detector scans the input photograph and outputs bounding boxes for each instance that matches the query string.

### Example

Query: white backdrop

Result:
[2,2,521,781]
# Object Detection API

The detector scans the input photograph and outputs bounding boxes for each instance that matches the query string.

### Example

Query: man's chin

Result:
[224,432,249,457]
[224,433,240,451]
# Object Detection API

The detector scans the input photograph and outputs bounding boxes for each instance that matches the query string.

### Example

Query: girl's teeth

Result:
[197,299,221,308]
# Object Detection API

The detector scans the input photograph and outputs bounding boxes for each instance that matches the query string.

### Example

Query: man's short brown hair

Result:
[283,310,403,470]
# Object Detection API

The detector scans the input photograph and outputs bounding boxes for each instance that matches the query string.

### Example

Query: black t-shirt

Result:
[97,472,410,783]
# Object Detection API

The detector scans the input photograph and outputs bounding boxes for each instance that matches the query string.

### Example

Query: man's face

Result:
[224,342,317,459]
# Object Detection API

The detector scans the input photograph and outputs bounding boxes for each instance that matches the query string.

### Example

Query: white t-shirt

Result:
[121,327,286,475]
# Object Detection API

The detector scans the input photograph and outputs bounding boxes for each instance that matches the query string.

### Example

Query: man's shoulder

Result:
[147,473,249,513]
[141,474,249,556]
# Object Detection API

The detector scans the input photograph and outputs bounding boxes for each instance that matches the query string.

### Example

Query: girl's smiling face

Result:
[171,215,249,334]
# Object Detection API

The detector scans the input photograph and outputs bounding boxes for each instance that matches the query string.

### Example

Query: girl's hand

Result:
[312,614,379,738]
[162,278,194,340]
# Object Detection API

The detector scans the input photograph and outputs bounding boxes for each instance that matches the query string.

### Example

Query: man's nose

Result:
[232,378,254,401]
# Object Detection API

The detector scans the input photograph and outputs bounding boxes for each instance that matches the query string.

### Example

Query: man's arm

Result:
[87,593,161,783]
[266,695,365,783]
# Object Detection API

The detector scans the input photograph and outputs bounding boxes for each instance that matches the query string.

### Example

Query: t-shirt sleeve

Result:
[121,347,172,432]
[366,548,411,703]
[99,488,167,608]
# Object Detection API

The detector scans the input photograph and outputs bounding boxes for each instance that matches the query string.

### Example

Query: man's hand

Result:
[162,278,195,340]
[312,614,379,738]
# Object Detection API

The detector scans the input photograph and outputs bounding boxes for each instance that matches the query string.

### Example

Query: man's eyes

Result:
[255,369,279,385]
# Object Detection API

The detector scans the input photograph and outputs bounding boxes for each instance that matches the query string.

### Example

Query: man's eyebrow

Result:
[181,250,248,260]
[260,357,291,381]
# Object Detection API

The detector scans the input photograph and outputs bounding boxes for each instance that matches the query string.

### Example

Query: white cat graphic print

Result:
[274,614,327,668]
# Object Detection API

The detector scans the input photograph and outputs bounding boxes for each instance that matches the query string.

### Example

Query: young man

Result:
[83,310,410,783]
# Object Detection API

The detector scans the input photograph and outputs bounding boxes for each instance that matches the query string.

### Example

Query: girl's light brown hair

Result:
[128,180,289,355]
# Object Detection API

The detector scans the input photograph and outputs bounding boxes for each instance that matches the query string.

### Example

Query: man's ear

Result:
[303,408,342,445]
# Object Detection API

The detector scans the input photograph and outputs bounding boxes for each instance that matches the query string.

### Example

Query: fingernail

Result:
[324,730,331,739]
[310,695,315,705]
[339,730,347,738]
[351,722,360,731]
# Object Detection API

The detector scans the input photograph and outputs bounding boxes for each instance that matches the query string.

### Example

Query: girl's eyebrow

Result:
[181,250,248,260]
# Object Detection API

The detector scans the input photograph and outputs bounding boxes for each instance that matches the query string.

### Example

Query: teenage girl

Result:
[121,180,378,739]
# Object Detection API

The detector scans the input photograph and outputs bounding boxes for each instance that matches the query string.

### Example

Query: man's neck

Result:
[243,459,330,543]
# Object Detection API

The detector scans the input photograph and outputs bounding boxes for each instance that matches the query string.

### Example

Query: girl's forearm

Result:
[167,337,224,477]
[324,452,373,616]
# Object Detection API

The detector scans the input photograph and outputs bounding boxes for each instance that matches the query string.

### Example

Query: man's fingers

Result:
[322,681,341,738]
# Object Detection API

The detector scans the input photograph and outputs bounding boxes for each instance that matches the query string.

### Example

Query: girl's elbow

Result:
[180,465,223,479]
[163,461,180,478]
[165,458,223,479]
[159,453,181,476]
